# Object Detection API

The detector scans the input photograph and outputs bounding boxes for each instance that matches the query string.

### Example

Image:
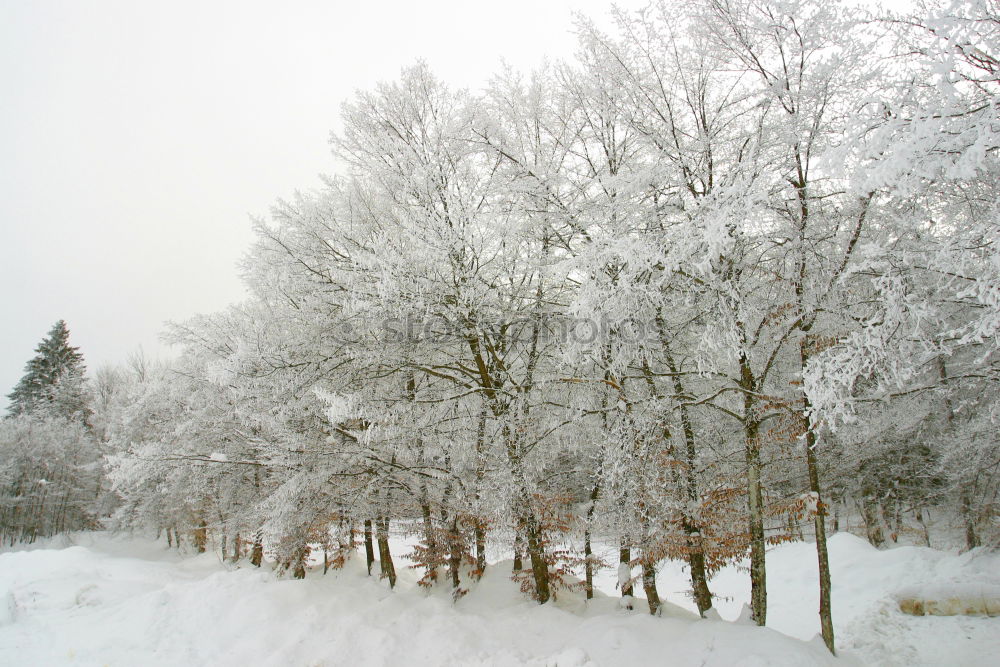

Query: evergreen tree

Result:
[2,321,99,543]
[6,320,89,420]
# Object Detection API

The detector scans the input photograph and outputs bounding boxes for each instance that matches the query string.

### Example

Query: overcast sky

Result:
[0,0,654,408]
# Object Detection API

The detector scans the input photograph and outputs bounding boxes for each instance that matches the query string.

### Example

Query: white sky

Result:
[0,0,652,408]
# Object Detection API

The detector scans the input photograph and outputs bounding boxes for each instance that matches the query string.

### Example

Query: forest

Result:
[2,0,998,658]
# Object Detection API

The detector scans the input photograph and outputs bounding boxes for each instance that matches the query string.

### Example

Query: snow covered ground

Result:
[589,533,1000,666]
[0,531,996,666]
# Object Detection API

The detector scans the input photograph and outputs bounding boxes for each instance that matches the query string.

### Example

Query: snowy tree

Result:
[7,320,90,422]
[1,321,99,543]
[83,0,1000,633]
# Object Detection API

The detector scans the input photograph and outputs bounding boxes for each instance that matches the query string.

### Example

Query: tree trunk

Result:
[939,358,977,552]
[662,342,714,616]
[250,532,263,567]
[193,519,207,554]
[801,343,835,654]
[521,506,550,603]
[961,491,980,550]
[376,517,396,588]
[641,558,661,616]
[439,482,463,597]
[619,538,633,606]
[364,519,375,575]
[738,350,767,627]
[292,544,307,579]
[513,529,523,573]
[584,528,595,601]
[916,508,931,548]
[745,410,767,626]
[805,433,835,653]
[505,432,549,603]
[685,520,713,617]
[474,520,486,580]
[420,498,438,583]
[584,482,600,600]
[861,498,885,548]
[473,406,488,581]
[448,519,462,595]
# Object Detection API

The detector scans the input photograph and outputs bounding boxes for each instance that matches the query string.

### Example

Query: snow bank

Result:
[0,533,848,667]
[3,531,998,666]
[594,532,999,667]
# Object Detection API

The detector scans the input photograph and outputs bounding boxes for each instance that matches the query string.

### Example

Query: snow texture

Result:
[2,531,998,666]
[0,532,848,667]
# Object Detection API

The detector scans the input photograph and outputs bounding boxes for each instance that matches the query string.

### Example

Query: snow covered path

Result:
[0,532,996,666]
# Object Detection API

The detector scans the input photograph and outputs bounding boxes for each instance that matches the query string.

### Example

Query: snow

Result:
[0,533,846,667]
[590,532,1000,667]
[0,531,996,666]
[616,562,632,590]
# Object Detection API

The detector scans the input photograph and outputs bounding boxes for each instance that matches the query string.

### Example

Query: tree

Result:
[1,320,98,544]
[805,0,1000,551]
[93,0,1000,626]
[7,320,89,421]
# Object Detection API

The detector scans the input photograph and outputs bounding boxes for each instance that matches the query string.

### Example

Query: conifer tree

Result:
[6,320,89,420]
[2,321,99,543]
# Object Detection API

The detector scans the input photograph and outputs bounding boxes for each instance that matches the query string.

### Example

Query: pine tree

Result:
[6,320,89,420]
[2,321,99,543]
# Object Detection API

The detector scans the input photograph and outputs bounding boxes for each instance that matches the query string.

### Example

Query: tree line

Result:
[2,0,998,655]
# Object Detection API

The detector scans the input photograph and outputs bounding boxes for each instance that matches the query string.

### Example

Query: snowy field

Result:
[1,532,997,666]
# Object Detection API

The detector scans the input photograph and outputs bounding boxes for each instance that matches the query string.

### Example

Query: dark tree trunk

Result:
[745,412,766,626]
[505,434,549,603]
[521,507,550,603]
[685,519,713,617]
[739,352,767,627]
[584,528,595,601]
[805,432,835,653]
[642,559,661,616]
[421,499,438,583]
[513,529,523,573]
[662,342,714,616]
[448,519,462,594]
[364,519,375,575]
[474,520,486,580]
[584,482,599,601]
[376,517,396,588]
